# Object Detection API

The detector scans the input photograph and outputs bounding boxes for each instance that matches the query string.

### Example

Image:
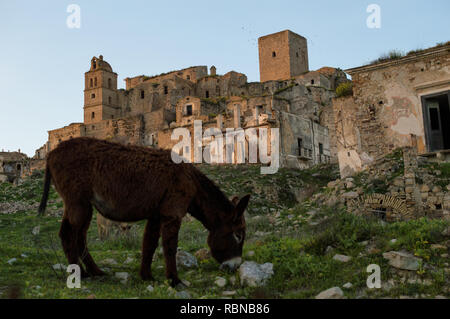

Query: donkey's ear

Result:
[234,194,250,220]
[230,195,240,206]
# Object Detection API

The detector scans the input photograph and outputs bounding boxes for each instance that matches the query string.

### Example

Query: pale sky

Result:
[0,0,449,156]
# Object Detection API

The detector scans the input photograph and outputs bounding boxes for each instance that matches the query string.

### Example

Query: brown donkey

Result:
[38,137,250,287]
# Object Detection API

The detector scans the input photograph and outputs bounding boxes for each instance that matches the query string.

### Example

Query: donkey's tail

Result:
[38,163,51,216]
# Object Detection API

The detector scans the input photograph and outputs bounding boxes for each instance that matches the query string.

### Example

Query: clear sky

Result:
[0,0,449,156]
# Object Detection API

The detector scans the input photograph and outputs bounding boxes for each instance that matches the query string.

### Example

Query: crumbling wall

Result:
[334,44,450,178]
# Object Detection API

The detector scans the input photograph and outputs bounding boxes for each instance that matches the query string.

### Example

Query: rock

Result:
[115,272,129,284]
[181,279,191,287]
[325,246,334,255]
[420,185,430,192]
[20,253,28,258]
[7,258,17,265]
[359,241,369,246]
[366,244,381,255]
[327,180,339,188]
[32,226,40,236]
[215,277,227,288]
[346,181,355,189]
[229,275,236,285]
[342,282,353,289]
[239,261,274,287]
[146,285,154,293]
[435,295,446,299]
[246,250,255,257]
[86,294,96,299]
[342,192,359,199]
[194,248,211,261]
[175,291,191,299]
[432,186,441,193]
[383,251,422,271]
[124,257,134,264]
[333,254,352,263]
[222,290,237,296]
[390,239,397,244]
[315,287,344,299]
[441,227,450,237]
[52,263,66,270]
[102,258,118,266]
[176,250,198,268]
[430,244,446,250]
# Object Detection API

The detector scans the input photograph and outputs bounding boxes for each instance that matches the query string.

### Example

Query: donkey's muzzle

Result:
[220,257,242,271]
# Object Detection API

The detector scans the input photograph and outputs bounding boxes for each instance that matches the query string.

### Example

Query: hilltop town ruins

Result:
[6,30,450,221]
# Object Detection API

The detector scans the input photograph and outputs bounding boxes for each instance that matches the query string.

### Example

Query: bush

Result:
[335,82,353,98]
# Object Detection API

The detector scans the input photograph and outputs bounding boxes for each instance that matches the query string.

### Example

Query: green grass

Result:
[0,164,448,299]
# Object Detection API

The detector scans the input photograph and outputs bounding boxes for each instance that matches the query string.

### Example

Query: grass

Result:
[0,164,448,299]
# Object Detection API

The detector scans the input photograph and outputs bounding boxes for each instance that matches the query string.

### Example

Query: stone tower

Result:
[84,55,119,124]
[258,30,309,82]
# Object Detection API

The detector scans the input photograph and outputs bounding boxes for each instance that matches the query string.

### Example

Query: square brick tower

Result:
[258,30,309,82]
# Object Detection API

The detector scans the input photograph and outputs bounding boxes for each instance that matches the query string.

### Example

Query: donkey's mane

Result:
[191,167,234,213]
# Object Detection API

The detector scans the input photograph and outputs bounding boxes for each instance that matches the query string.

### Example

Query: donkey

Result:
[38,137,250,287]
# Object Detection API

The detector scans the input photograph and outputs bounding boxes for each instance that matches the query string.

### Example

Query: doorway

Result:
[422,91,450,152]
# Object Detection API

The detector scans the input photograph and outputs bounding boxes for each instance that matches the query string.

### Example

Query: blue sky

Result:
[0,0,449,156]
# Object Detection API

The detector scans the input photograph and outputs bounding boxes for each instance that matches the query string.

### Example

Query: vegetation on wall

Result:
[335,82,353,98]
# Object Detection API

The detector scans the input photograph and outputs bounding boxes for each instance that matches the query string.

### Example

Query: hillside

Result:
[0,162,449,299]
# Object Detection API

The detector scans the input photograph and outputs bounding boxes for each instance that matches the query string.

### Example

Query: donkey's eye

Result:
[233,232,243,244]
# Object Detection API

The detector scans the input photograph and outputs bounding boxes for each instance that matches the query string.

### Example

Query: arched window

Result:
[90,78,93,87]
[108,78,112,88]
[108,96,112,104]
[91,112,95,119]
[94,77,97,87]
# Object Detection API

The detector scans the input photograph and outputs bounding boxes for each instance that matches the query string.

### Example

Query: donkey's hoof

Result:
[140,271,154,281]
[170,278,182,288]
[90,269,106,277]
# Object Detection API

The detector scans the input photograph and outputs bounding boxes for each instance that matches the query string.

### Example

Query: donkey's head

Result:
[207,194,250,271]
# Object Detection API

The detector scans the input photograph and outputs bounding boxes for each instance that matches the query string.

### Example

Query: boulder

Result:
[176,250,198,268]
[239,261,274,287]
[214,277,227,288]
[115,272,129,284]
[341,192,359,199]
[315,287,344,299]
[333,254,352,263]
[382,251,422,271]
[175,291,191,299]
[342,282,353,289]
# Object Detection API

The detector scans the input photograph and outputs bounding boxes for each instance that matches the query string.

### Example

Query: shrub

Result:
[335,82,353,98]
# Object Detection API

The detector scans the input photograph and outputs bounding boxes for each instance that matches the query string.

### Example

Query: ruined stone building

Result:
[332,43,450,221]
[35,30,347,169]
[333,43,450,177]
[0,151,28,184]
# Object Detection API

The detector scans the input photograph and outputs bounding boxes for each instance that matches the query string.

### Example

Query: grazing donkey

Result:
[38,137,250,286]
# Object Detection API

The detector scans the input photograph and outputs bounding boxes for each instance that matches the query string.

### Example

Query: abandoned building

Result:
[34,30,348,169]
[0,151,28,184]
[333,42,450,178]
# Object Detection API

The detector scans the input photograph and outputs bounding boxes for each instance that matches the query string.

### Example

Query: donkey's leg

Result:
[160,217,182,287]
[140,216,161,280]
[59,216,87,277]
[77,206,105,276]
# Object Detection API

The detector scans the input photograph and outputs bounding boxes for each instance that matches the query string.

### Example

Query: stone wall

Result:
[334,44,450,177]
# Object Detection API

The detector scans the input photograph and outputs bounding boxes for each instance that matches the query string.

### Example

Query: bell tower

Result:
[84,55,119,124]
